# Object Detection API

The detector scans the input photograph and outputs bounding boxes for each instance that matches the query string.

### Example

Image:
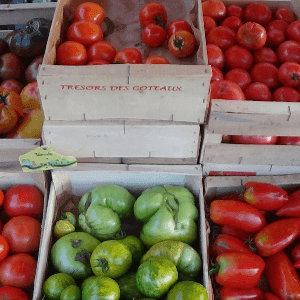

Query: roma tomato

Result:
[267,20,289,34]
[264,293,281,300]
[273,86,300,102]
[275,7,295,23]
[114,48,142,64]
[292,243,300,262]
[211,66,224,82]
[167,19,193,36]
[144,55,170,64]
[0,253,37,289]
[142,24,167,47]
[267,29,285,47]
[253,47,278,65]
[251,62,279,89]
[244,2,272,26]
[276,197,300,218]
[254,218,300,256]
[168,30,196,58]
[203,16,217,35]
[87,59,110,65]
[207,26,236,51]
[207,44,225,69]
[87,41,117,63]
[245,82,272,101]
[225,68,251,90]
[139,2,167,28]
[224,45,253,70]
[231,135,278,145]
[226,5,243,19]
[0,286,30,300]
[277,136,300,145]
[210,80,246,100]
[220,287,264,300]
[210,252,265,289]
[221,16,243,33]
[219,193,243,201]
[244,181,288,211]
[73,2,105,25]
[237,22,266,50]
[277,40,300,64]
[202,0,226,20]
[56,41,87,65]
[265,251,300,299]
[287,21,300,42]
[210,200,266,233]
[220,225,251,241]
[0,235,9,262]
[278,62,300,87]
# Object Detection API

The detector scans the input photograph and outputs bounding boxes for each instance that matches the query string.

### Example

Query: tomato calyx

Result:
[0,95,8,108]
[95,258,110,273]
[75,249,91,266]
[208,261,221,275]
[172,34,187,51]
[153,15,167,29]
[291,73,300,81]
[71,238,83,248]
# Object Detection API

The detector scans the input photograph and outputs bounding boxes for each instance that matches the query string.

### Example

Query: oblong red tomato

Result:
[276,191,300,217]
[292,243,300,261]
[210,252,265,289]
[254,218,300,256]
[210,200,266,233]
[220,225,251,241]
[294,260,300,269]
[244,181,288,211]
[264,293,281,300]
[220,286,264,300]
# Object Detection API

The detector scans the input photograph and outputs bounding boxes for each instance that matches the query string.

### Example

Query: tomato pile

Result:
[56,1,197,66]
[209,181,300,299]
[0,185,44,300]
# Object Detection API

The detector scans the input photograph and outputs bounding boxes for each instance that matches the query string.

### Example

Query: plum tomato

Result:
[287,21,300,42]
[207,44,225,69]
[251,62,279,89]
[292,244,300,261]
[245,82,272,101]
[224,45,253,70]
[273,86,300,102]
[231,135,278,145]
[210,80,246,100]
[142,24,167,47]
[211,66,224,82]
[87,41,117,63]
[73,2,105,25]
[277,136,300,145]
[278,62,300,87]
[207,26,236,51]
[56,41,87,65]
[113,48,142,64]
[275,7,296,23]
[225,68,251,90]
[168,30,196,58]
[87,59,110,65]
[144,55,170,64]
[139,2,168,28]
[264,293,281,300]
[220,225,251,241]
[202,0,226,20]
[167,19,193,36]
[237,22,266,50]
[244,2,272,26]
[277,40,300,64]
[220,287,264,300]
[203,16,217,35]
[226,5,243,19]
[221,16,243,33]
[254,47,278,65]
[267,29,285,47]
[266,20,289,35]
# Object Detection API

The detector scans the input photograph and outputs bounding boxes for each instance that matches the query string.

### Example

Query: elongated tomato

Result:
[276,190,300,217]
[220,225,251,241]
[264,293,281,300]
[210,200,266,232]
[220,286,264,300]
[292,243,300,261]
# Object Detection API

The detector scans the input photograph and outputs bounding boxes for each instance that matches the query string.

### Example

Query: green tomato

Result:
[90,240,132,278]
[136,257,178,298]
[56,212,77,227]
[119,235,144,263]
[166,281,208,300]
[60,285,81,300]
[116,272,144,300]
[54,220,75,238]
[81,276,120,300]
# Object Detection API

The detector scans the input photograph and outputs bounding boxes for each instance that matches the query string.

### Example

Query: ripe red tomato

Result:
[226,5,243,19]
[211,66,224,82]
[287,21,300,42]
[203,16,217,35]
[2,216,41,253]
[266,20,289,34]
[0,189,3,207]
[245,82,272,101]
[220,225,250,241]
[207,26,236,51]
[267,29,285,47]
[210,80,246,100]
[113,48,142,64]
[4,184,43,219]
[0,253,37,289]
[231,135,278,144]
[87,59,110,65]
[220,287,264,300]
[278,62,300,87]
[168,30,196,58]
[273,86,300,102]
[167,19,193,37]
[144,55,170,64]
[292,244,300,261]
[264,293,281,300]
[0,286,30,300]
[276,192,300,217]
[73,2,105,25]
[207,44,225,69]
[87,41,117,63]
[225,68,251,90]
[56,41,87,65]
[221,16,243,33]
[139,2,167,28]
[251,62,279,89]
[67,20,103,48]
[237,22,266,50]
[0,235,8,263]
[275,7,296,24]
[253,47,278,65]
[142,24,167,47]
[224,45,253,70]
[277,136,300,145]
[277,40,300,64]
[244,2,272,26]
[0,220,3,234]
[202,0,226,20]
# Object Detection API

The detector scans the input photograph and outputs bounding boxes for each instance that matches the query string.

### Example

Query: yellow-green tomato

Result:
[60,285,81,300]
[90,240,132,278]
[54,220,75,238]
[166,281,208,300]
[119,235,144,263]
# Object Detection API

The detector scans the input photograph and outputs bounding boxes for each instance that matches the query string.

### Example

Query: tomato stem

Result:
[208,261,220,275]
[95,258,110,273]
[0,95,7,107]
[75,249,91,266]
[71,239,83,249]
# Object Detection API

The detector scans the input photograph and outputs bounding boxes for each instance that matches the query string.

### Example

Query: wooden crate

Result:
[37,0,211,123]
[34,163,211,300]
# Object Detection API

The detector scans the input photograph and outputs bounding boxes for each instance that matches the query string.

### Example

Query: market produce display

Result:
[209,181,300,299]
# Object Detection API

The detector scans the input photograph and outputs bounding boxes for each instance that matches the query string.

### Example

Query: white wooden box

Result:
[34,163,210,300]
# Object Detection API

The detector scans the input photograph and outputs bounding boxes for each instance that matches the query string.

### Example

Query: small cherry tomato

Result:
[0,235,9,263]
[225,68,251,90]
[167,19,193,37]
[220,287,264,300]
[253,47,278,65]
[144,55,170,64]
[211,80,246,100]
[237,22,266,50]
[273,86,300,102]
[168,30,196,58]
[202,0,226,20]
[224,45,253,70]
[203,16,217,35]
[278,62,300,87]
[207,26,236,51]
[221,16,243,33]
[277,40,300,64]
[139,2,167,28]
[275,7,296,23]
[244,2,272,26]
[245,82,272,101]
[142,24,167,47]
[87,59,110,65]
[211,66,224,82]
[226,5,243,19]
[251,62,279,89]
[287,21,300,42]
[56,41,87,65]
[73,2,105,25]
[114,48,142,64]
[88,41,117,63]
[207,44,225,69]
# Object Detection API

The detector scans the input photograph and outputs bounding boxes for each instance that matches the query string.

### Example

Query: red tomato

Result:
[210,252,265,289]
[267,20,289,35]
[264,293,281,300]
[210,200,266,233]
[244,181,288,211]
[292,243,300,262]
[253,47,278,65]
[231,135,278,145]
[167,19,193,37]
[139,2,167,28]
[226,5,243,19]
[56,41,88,65]
[0,220,3,234]
[276,199,300,218]
[114,48,142,64]
[207,44,225,69]
[295,260,300,269]
[207,26,236,51]
[221,16,243,33]
[0,189,3,206]
[244,2,272,26]
[219,193,243,201]
[0,286,30,300]
[0,235,9,263]
[277,136,300,145]
[203,16,217,35]
[237,22,266,50]
[220,225,251,241]
[225,68,251,90]
[87,41,117,63]
[67,20,103,48]
[142,24,167,47]
[277,40,300,64]
[210,80,246,100]
[144,55,170,64]
[275,7,296,24]
[2,216,41,253]
[273,86,300,102]
[245,81,270,100]
[73,2,105,25]
[168,30,196,58]
[224,45,253,70]
[211,66,224,82]
[287,21,300,42]
[265,251,300,299]
[251,62,279,89]
[0,253,37,289]
[4,185,43,219]
[267,30,285,47]
[278,62,300,87]
[87,59,110,65]
[220,287,264,300]
[202,0,226,20]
